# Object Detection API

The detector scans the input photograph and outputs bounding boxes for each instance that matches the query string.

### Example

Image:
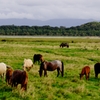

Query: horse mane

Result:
[41,60,47,63]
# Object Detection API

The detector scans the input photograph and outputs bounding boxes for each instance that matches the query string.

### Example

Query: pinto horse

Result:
[39,60,64,77]
[80,66,90,80]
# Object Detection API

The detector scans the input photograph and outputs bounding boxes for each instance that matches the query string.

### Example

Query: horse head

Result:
[39,61,46,77]
[79,73,83,80]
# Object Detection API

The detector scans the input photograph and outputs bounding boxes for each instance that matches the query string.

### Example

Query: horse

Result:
[80,66,90,80]
[94,62,100,78]
[0,62,8,80]
[60,42,69,48]
[33,54,43,64]
[11,69,28,91]
[39,60,64,77]
[6,68,13,85]
[23,59,33,71]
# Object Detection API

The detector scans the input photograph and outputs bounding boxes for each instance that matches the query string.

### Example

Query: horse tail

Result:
[61,61,64,77]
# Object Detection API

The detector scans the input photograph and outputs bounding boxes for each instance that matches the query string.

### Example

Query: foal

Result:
[80,66,90,80]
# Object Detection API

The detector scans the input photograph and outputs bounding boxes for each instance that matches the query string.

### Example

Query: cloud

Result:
[0,0,100,20]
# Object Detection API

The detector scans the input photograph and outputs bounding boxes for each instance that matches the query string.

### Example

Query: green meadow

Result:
[0,37,100,100]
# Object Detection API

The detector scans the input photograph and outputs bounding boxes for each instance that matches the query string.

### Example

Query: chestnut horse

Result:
[39,60,64,77]
[6,68,13,85]
[80,66,90,80]
[11,70,28,91]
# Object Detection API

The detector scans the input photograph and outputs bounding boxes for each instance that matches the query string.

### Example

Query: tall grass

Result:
[0,37,100,100]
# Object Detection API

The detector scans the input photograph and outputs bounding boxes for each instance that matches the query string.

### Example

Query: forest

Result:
[0,21,100,36]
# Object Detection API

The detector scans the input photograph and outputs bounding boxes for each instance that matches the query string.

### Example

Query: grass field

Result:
[0,36,100,100]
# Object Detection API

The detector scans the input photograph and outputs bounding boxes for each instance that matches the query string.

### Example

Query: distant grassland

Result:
[0,36,100,43]
[0,36,100,100]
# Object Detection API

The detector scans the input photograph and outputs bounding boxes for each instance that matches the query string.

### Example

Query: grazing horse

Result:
[33,54,43,64]
[60,42,69,48]
[11,70,28,91]
[0,62,7,80]
[6,68,13,85]
[39,60,64,77]
[23,59,33,71]
[80,66,90,80]
[94,62,100,78]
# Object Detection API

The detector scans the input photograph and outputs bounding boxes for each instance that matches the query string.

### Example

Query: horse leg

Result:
[57,69,60,77]
[61,61,64,77]
[1,73,5,81]
[86,74,88,80]
[21,84,27,91]
[88,73,90,80]
[44,70,47,77]
[86,73,89,80]
[95,73,98,78]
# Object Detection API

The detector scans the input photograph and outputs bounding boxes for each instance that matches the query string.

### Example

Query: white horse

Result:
[23,59,33,71]
[0,62,7,80]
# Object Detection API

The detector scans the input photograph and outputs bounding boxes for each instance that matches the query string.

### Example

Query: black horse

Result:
[33,54,43,64]
[39,60,64,77]
[94,62,100,78]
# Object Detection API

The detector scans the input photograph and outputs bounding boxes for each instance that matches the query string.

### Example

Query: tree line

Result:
[0,21,100,36]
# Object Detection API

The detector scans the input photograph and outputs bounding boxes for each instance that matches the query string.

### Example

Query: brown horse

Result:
[80,66,90,80]
[6,68,13,85]
[11,70,28,91]
[60,42,69,48]
[33,54,43,64]
[39,60,64,77]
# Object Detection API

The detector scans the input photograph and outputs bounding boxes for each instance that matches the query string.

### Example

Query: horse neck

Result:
[40,58,44,62]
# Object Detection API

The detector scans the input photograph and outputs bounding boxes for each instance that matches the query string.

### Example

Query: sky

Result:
[0,0,100,21]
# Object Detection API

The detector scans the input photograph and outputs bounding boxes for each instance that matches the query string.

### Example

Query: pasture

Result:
[0,36,100,100]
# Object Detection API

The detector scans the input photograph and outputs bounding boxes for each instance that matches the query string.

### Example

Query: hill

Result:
[69,21,100,36]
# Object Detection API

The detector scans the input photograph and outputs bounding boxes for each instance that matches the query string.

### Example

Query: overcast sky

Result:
[0,0,100,21]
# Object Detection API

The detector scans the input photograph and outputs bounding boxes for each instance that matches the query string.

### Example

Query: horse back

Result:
[81,66,90,75]
[12,70,28,84]
[94,63,100,72]
[46,60,62,71]
[46,62,58,71]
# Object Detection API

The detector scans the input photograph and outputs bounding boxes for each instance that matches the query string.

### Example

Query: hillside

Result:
[0,21,100,36]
